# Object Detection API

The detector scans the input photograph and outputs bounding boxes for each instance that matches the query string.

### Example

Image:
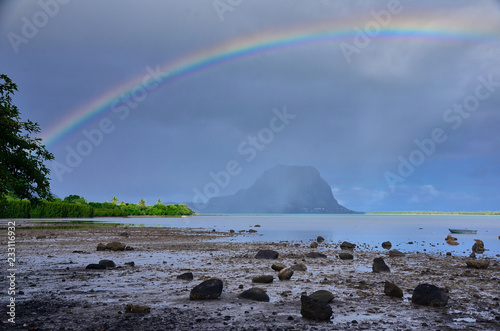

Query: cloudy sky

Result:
[1,0,500,212]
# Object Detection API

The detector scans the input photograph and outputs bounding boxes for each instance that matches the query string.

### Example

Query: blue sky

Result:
[1,0,500,211]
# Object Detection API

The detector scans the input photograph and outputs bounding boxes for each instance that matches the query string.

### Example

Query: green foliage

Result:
[0,74,54,202]
[0,197,93,218]
[63,194,87,204]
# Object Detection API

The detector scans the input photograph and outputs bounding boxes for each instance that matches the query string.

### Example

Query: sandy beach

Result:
[1,220,499,330]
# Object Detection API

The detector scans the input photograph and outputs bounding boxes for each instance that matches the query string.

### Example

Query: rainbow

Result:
[41,15,500,149]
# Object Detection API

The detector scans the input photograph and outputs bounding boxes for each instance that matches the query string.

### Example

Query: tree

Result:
[111,196,118,204]
[138,198,146,206]
[0,74,54,201]
[157,198,162,205]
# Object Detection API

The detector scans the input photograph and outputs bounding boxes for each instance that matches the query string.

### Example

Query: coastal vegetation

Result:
[369,211,500,216]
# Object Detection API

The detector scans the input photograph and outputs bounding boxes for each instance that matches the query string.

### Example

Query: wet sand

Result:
[1,221,499,330]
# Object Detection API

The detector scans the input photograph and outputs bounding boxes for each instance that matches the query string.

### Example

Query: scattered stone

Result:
[338,252,353,260]
[238,288,270,302]
[255,250,279,259]
[372,257,390,273]
[389,249,405,257]
[124,261,135,267]
[271,263,286,271]
[229,229,235,234]
[177,272,194,281]
[384,281,403,298]
[466,259,489,269]
[189,279,223,300]
[252,275,274,284]
[119,232,129,237]
[446,252,452,256]
[472,240,485,254]
[291,263,307,271]
[306,252,327,259]
[96,243,106,251]
[309,290,334,303]
[125,304,150,314]
[278,267,294,281]
[317,236,325,243]
[248,229,258,233]
[381,241,392,249]
[300,295,333,321]
[445,235,459,246]
[254,224,261,227]
[36,235,46,239]
[125,246,134,251]
[411,284,448,307]
[86,264,106,270]
[340,241,356,250]
[106,242,126,251]
[310,242,318,248]
[98,260,116,268]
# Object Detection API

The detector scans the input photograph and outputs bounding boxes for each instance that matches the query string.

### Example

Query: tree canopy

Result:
[0,74,54,201]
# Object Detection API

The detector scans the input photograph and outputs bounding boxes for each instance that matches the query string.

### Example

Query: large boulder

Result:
[238,288,270,302]
[255,250,279,259]
[338,252,353,260]
[300,295,333,321]
[411,284,448,307]
[86,263,106,270]
[106,242,126,251]
[99,260,116,268]
[466,259,489,269]
[372,257,390,273]
[472,240,485,254]
[384,281,403,298]
[189,279,223,300]
[271,263,286,271]
[306,252,327,259]
[291,263,307,271]
[388,249,405,257]
[309,290,334,303]
[252,275,274,283]
[340,241,356,250]
[278,267,294,281]
[177,272,194,281]
[381,241,392,249]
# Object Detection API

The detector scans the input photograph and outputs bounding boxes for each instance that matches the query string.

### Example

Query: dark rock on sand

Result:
[317,236,325,243]
[466,259,489,269]
[278,267,294,281]
[124,261,135,267]
[411,284,448,307]
[372,257,390,273]
[291,263,307,271]
[472,240,485,254]
[177,272,194,281]
[300,295,333,321]
[189,279,223,300]
[99,260,116,268]
[271,263,286,271]
[310,242,318,248]
[389,249,405,257]
[309,290,334,303]
[306,252,327,259]
[238,288,270,302]
[340,241,356,250]
[252,275,274,283]
[381,241,392,249]
[96,243,106,251]
[445,235,459,246]
[86,263,106,270]
[338,252,353,260]
[125,304,150,314]
[120,232,129,237]
[106,242,126,251]
[384,281,403,298]
[255,250,279,259]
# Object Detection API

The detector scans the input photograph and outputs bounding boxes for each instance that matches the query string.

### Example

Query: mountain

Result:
[196,165,357,214]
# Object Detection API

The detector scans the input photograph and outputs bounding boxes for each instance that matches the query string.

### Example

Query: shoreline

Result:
[0,222,499,330]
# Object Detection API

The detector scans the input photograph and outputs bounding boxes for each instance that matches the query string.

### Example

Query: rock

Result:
[466,259,489,269]
[278,267,293,281]
[177,272,194,281]
[309,290,334,303]
[238,288,270,302]
[388,249,405,257]
[446,252,452,256]
[254,224,261,227]
[255,250,279,259]
[472,240,485,254]
[106,242,126,251]
[317,236,325,243]
[189,279,223,300]
[229,229,235,233]
[381,241,392,249]
[300,295,333,321]
[340,241,356,250]
[306,252,327,259]
[119,232,129,237]
[384,281,403,298]
[372,257,390,273]
[310,242,318,248]
[248,229,257,233]
[291,263,307,271]
[98,260,116,268]
[96,243,106,251]
[86,263,106,270]
[469,252,476,259]
[445,234,459,246]
[271,263,286,271]
[338,252,353,260]
[125,304,150,314]
[124,261,135,267]
[252,275,274,283]
[125,246,134,251]
[411,284,448,307]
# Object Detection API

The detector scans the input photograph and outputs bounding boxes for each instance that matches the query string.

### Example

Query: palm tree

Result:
[138,198,146,206]
[111,196,119,204]
[157,198,162,205]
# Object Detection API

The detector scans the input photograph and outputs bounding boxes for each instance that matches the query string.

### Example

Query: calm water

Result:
[53,214,500,257]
